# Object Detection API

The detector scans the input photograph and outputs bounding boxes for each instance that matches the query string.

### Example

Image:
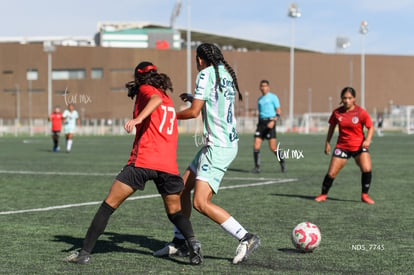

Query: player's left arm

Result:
[362,125,374,148]
[273,95,281,121]
[76,113,81,127]
[275,107,281,120]
[362,113,374,148]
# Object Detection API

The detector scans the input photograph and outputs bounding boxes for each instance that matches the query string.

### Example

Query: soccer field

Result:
[0,133,413,274]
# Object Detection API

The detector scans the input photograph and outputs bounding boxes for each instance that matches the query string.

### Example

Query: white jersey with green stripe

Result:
[193,64,239,148]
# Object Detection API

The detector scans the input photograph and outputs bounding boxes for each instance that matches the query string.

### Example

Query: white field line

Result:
[0,178,297,215]
[0,170,116,177]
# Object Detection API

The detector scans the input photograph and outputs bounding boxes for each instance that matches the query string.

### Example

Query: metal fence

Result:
[0,112,412,137]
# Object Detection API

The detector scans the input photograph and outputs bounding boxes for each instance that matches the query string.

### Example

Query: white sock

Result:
[220,216,248,241]
[67,139,73,151]
[173,225,185,240]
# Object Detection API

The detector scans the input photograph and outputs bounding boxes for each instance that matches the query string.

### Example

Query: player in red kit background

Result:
[48,106,62,152]
[64,61,202,265]
[315,87,375,204]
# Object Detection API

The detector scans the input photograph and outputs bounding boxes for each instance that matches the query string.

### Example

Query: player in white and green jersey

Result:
[154,43,260,264]
[62,103,80,152]
[193,64,239,148]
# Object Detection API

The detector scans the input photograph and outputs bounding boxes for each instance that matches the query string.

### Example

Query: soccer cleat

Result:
[64,250,91,264]
[187,239,203,265]
[153,237,189,257]
[314,194,327,202]
[232,233,261,264]
[361,193,375,204]
[251,167,261,174]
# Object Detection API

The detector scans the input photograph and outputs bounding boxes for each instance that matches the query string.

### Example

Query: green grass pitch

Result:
[0,133,413,274]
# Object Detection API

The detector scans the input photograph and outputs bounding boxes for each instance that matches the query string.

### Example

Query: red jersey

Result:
[329,105,373,151]
[127,84,179,175]
[50,112,63,131]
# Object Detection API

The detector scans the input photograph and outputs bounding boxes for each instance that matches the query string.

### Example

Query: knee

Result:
[167,211,183,224]
[360,168,371,174]
[327,172,337,179]
[192,199,206,214]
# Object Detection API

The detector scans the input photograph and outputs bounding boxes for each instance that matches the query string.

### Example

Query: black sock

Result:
[53,139,58,148]
[274,150,285,164]
[321,174,334,195]
[82,201,115,254]
[361,171,372,193]
[168,211,194,241]
[254,150,260,168]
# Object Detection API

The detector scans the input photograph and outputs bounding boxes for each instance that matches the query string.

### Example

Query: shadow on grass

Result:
[278,248,313,254]
[54,232,229,264]
[271,193,358,202]
[169,254,230,264]
[54,232,163,255]
[227,168,251,173]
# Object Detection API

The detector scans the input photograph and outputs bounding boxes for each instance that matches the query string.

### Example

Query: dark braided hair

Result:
[126,61,173,99]
[339,86,356,104]
[196,43,242,101]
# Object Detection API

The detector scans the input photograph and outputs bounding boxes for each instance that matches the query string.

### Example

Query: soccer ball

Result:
[291,222,321,252]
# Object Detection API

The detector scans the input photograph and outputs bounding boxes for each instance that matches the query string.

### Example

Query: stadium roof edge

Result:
[143,23,317,53]
[0,21,318,53]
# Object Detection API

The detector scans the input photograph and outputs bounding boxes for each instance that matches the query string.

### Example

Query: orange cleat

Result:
[361,193,375,204]
[315,194,327,202]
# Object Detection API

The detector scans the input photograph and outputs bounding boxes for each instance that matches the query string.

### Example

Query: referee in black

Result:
[252,80,286,173]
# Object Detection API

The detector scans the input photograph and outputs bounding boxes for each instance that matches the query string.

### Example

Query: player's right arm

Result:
[124,94,162,133]
[176,98,204,120]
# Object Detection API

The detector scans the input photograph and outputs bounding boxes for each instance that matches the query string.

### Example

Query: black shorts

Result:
[52,131,61,136]
[254,118,277,140]
[115,165,184,195]
[333,147,369,159]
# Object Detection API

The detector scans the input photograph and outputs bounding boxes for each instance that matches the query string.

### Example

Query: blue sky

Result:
[1,0,414,56]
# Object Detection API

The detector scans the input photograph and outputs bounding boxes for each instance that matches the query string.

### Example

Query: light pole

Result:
[43,41,55,116]
[359,21,368,109]
[186,0,192,95]
[336,36,353,87]
[244,91,249,117]
[288,3,300,131]
[27,69,38,136]
[15,84,20,124]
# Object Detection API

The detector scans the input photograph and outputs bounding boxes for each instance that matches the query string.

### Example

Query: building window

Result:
[91,68,103,79]
[52,69,86,80]
[26,69,38,80]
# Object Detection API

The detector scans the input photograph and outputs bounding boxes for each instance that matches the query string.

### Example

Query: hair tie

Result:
[137,65,157,74]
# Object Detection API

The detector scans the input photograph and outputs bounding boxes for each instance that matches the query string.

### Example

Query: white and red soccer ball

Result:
[291,222,321,252]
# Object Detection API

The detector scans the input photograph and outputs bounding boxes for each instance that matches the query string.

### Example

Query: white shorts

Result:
[64,125,76,134]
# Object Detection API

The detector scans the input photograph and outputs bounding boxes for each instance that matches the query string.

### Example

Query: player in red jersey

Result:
[315,87,375,204]
[48,106,63,152]
[64,61,202,265]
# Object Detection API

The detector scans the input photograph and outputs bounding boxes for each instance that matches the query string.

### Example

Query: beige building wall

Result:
[1,43,413,120]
